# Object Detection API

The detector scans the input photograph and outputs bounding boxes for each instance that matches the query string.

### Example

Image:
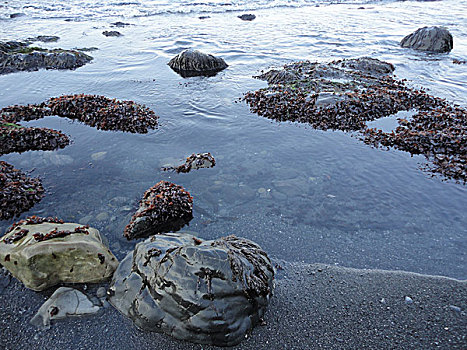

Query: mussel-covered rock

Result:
[168,49,228,77]
[124,181,193,240]
[400,26,453,53]
[162,152,216,173]
[30,287,101,330]
[0,40,93,75]
[0,161,45,220]
[0,216,118,291]
[109,232,274,346]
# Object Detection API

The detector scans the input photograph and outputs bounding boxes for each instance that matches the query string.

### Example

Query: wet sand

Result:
[1,260,465,349]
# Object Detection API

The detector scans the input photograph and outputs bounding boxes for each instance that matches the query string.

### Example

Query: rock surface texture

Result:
[400,26,453,53]
[0,40,93,75]
[30,287,101,330]
[168,49,228,77]
[109,233,274,346]
[124,181,193,240]
[0,217,118,291]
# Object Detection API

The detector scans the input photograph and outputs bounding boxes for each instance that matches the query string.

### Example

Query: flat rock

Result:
[109,232,274,346]
[102,30,123,37]
[0,216,119,291]
[124,181,193,240]
[168,49,228,77]
[30,287,101,330]
[400,26,453,53]
[238,14,256,21]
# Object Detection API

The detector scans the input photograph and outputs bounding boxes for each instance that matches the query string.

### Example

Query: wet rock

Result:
[0,216,119,291]
[238,14,256,21]
[9,13,25,19]
[102,30,122,37]
[199,16,210,20]
[28,35,60,43]
[162,152,216,173]
[110,22,131,27]
[30,287,101,330]
[168,49,228,77]
[0,40,93,75]
[0,161,45,220]
[109,232,274,346]
[124,181,193,240]
[400,26,453,53]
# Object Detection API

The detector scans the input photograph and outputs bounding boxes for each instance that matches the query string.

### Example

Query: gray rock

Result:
[102,30,122,37]
[28,35,60,43]
[168,49,228,77]
[238,14,256,21]
[400,26,453,53]
[30,287,101,330]
[109,233,274,346]
[0,217,119,291]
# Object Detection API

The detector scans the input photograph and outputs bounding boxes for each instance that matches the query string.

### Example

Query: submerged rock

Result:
[0,40,93,75]
[30,287,101,330]
[109,232,274,346]
[0,162,44,220]
[238,14,256,21]
[28,35,60,43]
[0,217,118,291]
[162,152,216,173]
[124,181,193,240]
[102,30,122,37]
[400,26,453,53]
[168,49,228,77]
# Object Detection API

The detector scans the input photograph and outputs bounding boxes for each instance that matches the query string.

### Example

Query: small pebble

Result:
[404,296,413,304]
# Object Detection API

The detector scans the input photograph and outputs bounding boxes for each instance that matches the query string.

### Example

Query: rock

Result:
[0,216,119,291]
[28,35,60,43]
[91,151,107,161]
[405,296,413,304]
[162,152,216,173]
[96,286,107,298]
[30,287,101,330]
[109,233,274,346]
[400,26,453,53]
[238,14,256,21]
[124,181,193,240]
[0,41,93,75]
[102,30,122,37]
[168,49,228,77]
[110,22,131,27]
[9,13,25,19]
[199,16,210,20]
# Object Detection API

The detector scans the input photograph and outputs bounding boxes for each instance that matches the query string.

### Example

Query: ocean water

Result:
[0,0,466,283]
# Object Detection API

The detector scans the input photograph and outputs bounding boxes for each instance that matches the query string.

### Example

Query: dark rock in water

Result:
[102,30,123,37]
[111,21,131,27]
[0,162,44,220]
[452,59,466,64]
[400,26,453,53]
[238,14,256,21]
[28,35,60,43]
[168,49,228,77]
[199,16,210,20]
[124,181,193,240]
[109,232,274,346]
[244,56,467,183]
[9,13,25,19]
[0,217,119,291]
[30,287,101,330]
[0,40,93,75]
[162,152,216,173]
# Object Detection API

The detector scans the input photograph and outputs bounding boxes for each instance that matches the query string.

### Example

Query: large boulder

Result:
[400,26,453,53]
[0,216,119,291]
[109,232,274,346]
[124,181,193,240]
[168,49,228,77]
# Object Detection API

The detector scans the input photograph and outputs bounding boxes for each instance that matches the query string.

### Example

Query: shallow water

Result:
[1,0,466,284]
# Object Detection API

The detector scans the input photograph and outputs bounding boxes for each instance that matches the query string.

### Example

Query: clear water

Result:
[0,0,466,279]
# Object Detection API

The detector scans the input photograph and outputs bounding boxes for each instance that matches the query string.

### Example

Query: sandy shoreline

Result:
[1,260,465,349]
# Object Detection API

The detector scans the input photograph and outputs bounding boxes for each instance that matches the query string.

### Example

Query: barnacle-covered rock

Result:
[400,26,453,53]
[168,49,228,77]
[30,287,101,330]
[0,161,44,220]
[0,217,118,291]
[0,40,93,75]
[124,181,193,240]
[109,232,274,346]
[162,152,216,173]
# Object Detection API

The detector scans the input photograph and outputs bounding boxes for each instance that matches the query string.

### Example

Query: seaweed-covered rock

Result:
[30,287,101,330]
[168,49,228,77]
[0,217,118,291]
[400,26,453,53]
[0,40,93,75]
[162,152,216,173]
[0,162,45,220]
[124,181,193,240]
[109,233,274,346]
